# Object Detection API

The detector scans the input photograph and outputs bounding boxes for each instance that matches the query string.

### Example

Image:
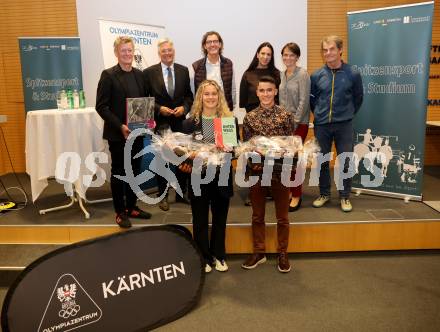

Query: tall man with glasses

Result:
[144,38,193,211]
[310,35,363,212]
[192,31,236,111]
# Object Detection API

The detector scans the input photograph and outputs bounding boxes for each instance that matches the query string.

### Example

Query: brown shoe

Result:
[241,253,266,269]
[277,252,291,273]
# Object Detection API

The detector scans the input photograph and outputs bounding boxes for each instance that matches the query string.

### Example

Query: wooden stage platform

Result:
[0,168,439,253]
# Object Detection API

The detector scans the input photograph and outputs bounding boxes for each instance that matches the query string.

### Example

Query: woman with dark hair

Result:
[239,42,280,205]
[278,42,310,211]
[181,80,239,273]
[239,42,281,113]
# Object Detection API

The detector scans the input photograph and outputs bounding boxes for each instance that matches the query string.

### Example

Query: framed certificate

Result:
[126,97,155,130]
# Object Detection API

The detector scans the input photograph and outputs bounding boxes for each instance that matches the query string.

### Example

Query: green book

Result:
[214,117,238,148]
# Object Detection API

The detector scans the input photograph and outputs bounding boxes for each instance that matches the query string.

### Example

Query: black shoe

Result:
[289,197,302,212]
[158,199,170,211]
[116,212,131,228]
[176,195,190,205]
[127,206,152,219]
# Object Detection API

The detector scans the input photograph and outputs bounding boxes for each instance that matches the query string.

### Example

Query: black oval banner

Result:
[1,225,205,331]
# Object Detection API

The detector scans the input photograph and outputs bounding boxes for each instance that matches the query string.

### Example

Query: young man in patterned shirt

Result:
[241,76,295,273]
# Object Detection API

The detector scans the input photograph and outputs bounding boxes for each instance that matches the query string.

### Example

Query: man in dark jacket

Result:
[96,36,151,228]
[143,38,193,211]
[310,35,363,212]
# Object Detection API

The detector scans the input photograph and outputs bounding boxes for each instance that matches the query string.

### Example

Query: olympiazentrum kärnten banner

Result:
[348,2,434,200]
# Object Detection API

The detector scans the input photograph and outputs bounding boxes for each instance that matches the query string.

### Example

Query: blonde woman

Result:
[181,80,239,273]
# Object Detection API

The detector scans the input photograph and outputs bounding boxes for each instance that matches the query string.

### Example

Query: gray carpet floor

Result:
[3,251,438,332]
[153,251,440,332]
[1,169,439,331]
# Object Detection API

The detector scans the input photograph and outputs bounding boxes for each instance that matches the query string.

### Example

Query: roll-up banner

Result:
[1,226,204,332]
[98,19,165,70]
[348,2,434,200]
[18,37,83,112]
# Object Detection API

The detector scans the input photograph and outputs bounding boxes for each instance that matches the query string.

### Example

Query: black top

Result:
[95,64,146,141]
[239,68,281,112]
[122,70,141,98]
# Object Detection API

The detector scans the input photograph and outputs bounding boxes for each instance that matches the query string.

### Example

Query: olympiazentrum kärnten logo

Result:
[57,283,80,319]
[38,274,102,332]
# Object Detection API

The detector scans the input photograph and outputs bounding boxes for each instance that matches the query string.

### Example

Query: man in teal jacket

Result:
[310,35,363,212]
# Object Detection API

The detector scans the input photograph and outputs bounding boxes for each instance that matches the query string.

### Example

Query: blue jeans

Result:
[314,121,354,198]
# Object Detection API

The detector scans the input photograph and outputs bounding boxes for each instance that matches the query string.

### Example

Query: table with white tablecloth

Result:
[25,107,110,218]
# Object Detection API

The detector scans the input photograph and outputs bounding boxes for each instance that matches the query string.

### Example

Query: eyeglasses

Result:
[205,40,220,45]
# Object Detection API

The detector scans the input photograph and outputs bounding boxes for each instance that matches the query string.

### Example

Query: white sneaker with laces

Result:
[214,258,229,272]
[313,195,330,208]
[340,198,353,212]
[205,263,212,273]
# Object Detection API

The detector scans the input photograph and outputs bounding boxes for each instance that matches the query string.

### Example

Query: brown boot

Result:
[241,253,266,269]
[277,252,291,273]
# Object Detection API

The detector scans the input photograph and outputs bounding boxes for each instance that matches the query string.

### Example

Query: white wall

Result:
[76,0,307,119]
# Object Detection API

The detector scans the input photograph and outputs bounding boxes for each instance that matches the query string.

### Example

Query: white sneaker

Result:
[313,195,330,208]
[214,258,229,272]
[340,198,353,212]
[205,263,212,273]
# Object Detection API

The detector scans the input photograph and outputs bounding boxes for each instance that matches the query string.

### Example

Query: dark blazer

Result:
[96,64,146,141]
[143,63,193,133]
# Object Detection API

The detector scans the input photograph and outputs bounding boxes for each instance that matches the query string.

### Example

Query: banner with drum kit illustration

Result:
[347,2,434,200]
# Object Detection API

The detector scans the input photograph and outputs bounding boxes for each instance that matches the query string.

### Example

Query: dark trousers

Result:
[108,137,144,214]
[250,177,290,253]
[190,181,230,263]
[156,166,188,199]
[291,123,309,198]
[314,120,354,198]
